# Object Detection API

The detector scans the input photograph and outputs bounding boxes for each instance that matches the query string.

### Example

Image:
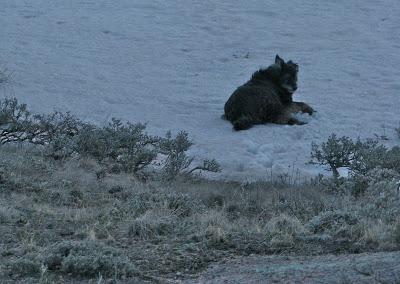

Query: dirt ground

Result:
[186,251,400,284]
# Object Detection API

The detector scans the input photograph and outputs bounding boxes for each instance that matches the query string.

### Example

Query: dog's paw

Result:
[288,118,306,125]
[303,106,314,115]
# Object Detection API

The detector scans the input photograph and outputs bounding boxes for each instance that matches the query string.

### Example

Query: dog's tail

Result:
[232,116,253,131]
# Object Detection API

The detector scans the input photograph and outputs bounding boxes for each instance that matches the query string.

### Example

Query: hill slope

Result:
[1,0,400,180]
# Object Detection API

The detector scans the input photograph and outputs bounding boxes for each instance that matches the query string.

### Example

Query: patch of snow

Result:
[337,167,350,178]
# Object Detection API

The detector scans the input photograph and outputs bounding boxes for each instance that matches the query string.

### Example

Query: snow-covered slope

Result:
[1,0,399,181]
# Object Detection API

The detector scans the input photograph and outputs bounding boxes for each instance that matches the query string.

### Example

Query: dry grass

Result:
[0,144,399,283]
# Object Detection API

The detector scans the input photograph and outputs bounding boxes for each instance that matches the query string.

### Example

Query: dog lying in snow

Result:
[223,55,314,131]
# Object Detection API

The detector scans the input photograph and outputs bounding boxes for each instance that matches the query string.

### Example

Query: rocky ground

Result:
[188,251,400,284]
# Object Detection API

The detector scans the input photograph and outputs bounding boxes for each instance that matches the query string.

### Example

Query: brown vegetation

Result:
[0,144,399,283]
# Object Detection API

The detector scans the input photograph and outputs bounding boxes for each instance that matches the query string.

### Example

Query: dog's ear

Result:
[287,60,299,72]
[275,55,285,66]
[267,64,282,77]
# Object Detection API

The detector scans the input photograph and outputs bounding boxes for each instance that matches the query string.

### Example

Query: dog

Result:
[223,55,314,131]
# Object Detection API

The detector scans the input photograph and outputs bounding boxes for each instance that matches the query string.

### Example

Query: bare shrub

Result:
[159,131,194,178]
[159,131,221,180]
[0,98,34,144]
[0,98,83,160]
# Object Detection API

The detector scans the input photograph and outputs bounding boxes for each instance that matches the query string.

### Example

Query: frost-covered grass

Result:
[0,143,399,282]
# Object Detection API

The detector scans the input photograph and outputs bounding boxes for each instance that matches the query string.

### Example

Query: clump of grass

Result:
[4,258,42,277]
[360,219,393,247]
[269,187,328,222]
[307,210,359,238]
[266,214,307,237]
[40,240,136,278]
[128,208,178,240]
[121,190,205,219]
[194,209,233,247]
[265,214,307,247]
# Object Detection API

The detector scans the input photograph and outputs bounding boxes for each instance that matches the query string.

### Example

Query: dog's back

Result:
[224,80,283,130]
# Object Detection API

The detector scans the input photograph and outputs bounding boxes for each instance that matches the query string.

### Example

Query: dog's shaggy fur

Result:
[223,55,314,131]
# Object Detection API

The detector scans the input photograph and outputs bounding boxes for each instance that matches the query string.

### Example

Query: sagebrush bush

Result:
[74,119,159,174]
[0,98,35,144]
[40,240,136,278]
[350,141,395,175]
[159,131,193,177]
[310,134,355,178]
[357,179,400,222]
[0,98,220,179]
[311,133,400,188]
[4,258,42,277]
[159,131,221,180]
[0,98,83,149]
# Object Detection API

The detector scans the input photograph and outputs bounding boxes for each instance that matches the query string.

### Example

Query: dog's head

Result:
[269,55,299,94]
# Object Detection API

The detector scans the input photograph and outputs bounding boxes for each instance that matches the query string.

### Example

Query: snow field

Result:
[1,0,399,180]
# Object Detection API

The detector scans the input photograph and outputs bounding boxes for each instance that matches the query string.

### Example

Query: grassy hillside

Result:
[0,142,399,283]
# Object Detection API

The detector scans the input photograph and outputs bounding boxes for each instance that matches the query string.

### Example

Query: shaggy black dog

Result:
[223,55,314,131]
